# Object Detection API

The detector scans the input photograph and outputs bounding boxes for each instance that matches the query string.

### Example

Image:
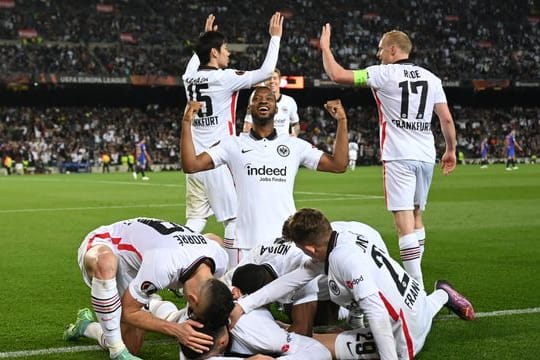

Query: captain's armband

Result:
[353,69,368,86]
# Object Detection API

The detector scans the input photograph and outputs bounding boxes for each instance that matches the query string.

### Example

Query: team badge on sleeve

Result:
[329,280,340,295]
[140,281,158,296]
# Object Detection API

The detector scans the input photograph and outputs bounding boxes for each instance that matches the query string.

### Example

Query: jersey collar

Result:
[249,128,278,140]
[324,231,339,274]
[198,65,219,71]
[178,257,216,283]
[393,59,414,65]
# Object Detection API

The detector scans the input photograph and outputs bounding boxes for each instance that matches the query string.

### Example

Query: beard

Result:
[252,113,274,127]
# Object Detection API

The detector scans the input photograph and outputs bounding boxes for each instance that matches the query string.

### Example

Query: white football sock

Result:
[399,233,423,288]
[83,322,107,349]
[91,278,125,356]
[223,219,238,269]
[415,227,426,259]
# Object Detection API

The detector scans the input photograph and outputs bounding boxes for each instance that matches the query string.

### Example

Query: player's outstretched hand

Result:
[441,151,456,175]
[269,12,283,37]
[324,99,347,122]
[183,101,202,123]
[204,14,217,32]
[319,23,332,51]
[173,319,214,354]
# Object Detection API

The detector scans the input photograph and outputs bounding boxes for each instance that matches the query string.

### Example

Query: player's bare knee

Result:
[84,245,118,279]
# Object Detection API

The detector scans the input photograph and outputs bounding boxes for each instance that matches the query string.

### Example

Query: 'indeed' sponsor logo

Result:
[246,164,287,176]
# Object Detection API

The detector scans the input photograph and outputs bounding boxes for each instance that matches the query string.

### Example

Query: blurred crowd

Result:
[1,1,539,174]
[0,0,537,80]
[1,103,538,174]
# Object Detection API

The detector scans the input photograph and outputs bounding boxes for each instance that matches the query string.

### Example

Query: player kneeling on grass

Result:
[63,217,233,359]
[231,208,475,360]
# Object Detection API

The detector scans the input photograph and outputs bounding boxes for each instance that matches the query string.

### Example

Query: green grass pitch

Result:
[0,164,539,359]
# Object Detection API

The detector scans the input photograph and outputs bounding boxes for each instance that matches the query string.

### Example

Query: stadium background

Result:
[0,1,539,359]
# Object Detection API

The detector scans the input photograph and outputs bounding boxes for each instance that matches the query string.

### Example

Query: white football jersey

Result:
[245,93,300,136]
[182,36,280,154]
[207,132,323,249]
[366,62,447,163]
[236,221,388,312]
[230,308,331,359]
[237,221,433,358]
[326,230,430,358]
[78,218,228,304]
[223,239,307,285]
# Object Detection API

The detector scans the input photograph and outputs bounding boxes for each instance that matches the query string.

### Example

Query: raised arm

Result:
[320,24,355,85]
[180,101,215,173]
[316,99,349,173]
[434,102,457,175]
[248,12,283,85]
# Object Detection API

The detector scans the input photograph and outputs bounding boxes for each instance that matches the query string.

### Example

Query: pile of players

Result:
[64,12,473,360]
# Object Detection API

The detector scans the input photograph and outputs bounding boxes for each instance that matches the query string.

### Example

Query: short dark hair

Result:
[284,208,332,246]
[196,31,227,64]
[197,278,234,329]
[180,325,228,360]
[232,263,275,295]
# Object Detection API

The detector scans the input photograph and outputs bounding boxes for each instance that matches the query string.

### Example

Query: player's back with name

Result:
[111,217,216,251]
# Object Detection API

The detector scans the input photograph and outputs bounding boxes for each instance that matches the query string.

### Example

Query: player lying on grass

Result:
[231,208,476,360]
[63,217,233,359]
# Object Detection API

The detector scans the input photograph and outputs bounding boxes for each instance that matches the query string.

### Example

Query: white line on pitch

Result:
[0,339,173,358]
[437,306,540,320]
[1,307,539,358]
[0,203,184,214]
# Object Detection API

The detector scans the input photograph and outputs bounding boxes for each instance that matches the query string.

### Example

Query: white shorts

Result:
[334,328,380,359]
[185,165,237,222]
[383,160,434,211]
[77,227,138,297]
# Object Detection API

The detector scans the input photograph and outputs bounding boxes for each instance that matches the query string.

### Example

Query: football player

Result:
[63,218,233,359]
[320,25,458,288]
[181,87,349,264]
[233,208,475,360]
[181,12,283,269]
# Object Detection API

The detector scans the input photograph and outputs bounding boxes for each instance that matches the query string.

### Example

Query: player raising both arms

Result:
[181,13,283,269]
[319,25,457,288]
[181,87,348,266]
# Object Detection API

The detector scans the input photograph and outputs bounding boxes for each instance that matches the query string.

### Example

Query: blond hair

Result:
[382,30,412,54]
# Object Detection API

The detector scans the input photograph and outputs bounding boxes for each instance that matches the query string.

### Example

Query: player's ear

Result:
[303,244,316,257]
[231,286,242,300]
[187,292,199,308]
